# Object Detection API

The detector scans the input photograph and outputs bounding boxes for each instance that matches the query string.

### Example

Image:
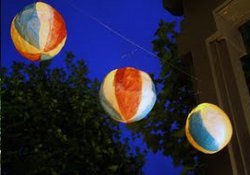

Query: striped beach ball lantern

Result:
[99,67,157,123]
[185,103,233,154]
[10,2,67,61]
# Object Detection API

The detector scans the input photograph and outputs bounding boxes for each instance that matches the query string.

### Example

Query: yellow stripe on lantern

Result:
[44,37,66,58]
[11,18,41,54]
[102,70,123,120]
[36,2,52,50]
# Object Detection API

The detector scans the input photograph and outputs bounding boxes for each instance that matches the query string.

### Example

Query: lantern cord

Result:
[88,15,157,58]
[64,0,199,81]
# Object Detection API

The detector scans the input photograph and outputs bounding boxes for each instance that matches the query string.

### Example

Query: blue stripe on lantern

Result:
[189,111,219,152]
[14,3,41,49]
[99,84,122,122]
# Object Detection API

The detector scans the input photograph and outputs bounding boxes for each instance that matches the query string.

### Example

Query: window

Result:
[239,21,250,93]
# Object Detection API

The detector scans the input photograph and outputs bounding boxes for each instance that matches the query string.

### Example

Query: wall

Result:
[176,0,250,174]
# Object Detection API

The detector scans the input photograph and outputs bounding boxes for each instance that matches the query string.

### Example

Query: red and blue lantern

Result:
[11,2,67,61]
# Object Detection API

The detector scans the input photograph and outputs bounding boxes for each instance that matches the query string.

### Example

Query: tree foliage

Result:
[1,53,144,175]
[127,20,204,174]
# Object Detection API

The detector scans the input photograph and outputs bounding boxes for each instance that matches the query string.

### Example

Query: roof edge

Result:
[163,0,184,16]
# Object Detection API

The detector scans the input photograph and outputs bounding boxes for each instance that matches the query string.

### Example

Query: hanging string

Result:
[63,0,200,81]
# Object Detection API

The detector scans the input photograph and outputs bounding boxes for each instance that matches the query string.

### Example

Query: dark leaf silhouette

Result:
[1,53,145,175]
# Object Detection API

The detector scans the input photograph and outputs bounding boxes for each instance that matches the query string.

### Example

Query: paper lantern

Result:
[10,2,67,61]
[99,67,156,123]
[185,103,233,154]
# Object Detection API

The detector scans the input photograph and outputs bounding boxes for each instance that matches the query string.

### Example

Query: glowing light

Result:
[185,103,233,154]
[99,67,156,123]
[11,2,67,61]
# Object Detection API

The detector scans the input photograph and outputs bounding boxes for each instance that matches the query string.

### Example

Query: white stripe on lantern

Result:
[102,69,123,121]
[201,107,227,147]
[36,2,52,50]
[130,71,156,122]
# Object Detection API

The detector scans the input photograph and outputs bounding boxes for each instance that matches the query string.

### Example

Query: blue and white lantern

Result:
[185,103,233,154]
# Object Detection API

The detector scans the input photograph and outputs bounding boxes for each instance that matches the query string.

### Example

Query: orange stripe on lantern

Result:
[114,67,142,121]
[44,7,66,52]
[18,50,41,61]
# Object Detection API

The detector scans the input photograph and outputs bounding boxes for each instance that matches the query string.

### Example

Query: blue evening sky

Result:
[1,0,183,174]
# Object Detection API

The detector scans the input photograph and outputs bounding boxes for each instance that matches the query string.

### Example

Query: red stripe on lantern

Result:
[114,67,142,121]
[18,50,41,61]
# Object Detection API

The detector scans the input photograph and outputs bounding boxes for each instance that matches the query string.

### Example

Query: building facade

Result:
[163,0,250,174]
